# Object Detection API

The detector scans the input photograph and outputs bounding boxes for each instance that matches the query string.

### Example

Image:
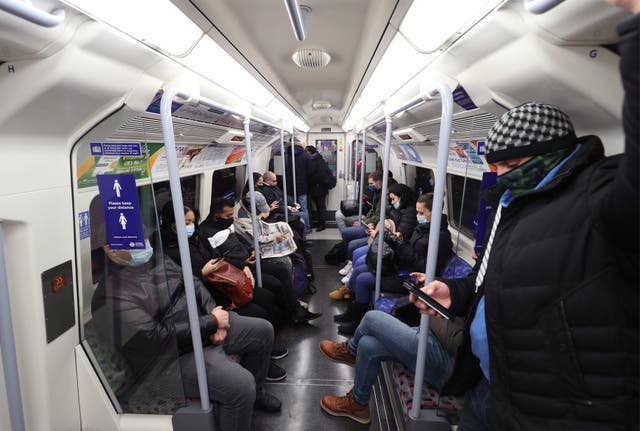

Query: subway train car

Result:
[0,0,637,430]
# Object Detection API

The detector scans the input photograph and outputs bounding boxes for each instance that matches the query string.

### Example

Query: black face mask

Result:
[214,217,233,230]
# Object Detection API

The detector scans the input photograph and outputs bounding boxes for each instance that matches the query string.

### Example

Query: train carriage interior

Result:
[0,0,637,430]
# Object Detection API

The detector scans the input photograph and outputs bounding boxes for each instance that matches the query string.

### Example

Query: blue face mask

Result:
[393,202,401,210]
[368,184,377,192]
[128,240,153,266]
[186,224,195,238]
[416,215,428,225]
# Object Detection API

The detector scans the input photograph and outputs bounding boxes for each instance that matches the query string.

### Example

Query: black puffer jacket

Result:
[91,257,218,381]
[441,17,639,430]
[387,204,418,242]
[284,145,311,196]
[308,153,331,198]
[393,215,452,274]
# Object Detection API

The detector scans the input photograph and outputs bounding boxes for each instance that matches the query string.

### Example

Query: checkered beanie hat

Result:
[485,103,577,163]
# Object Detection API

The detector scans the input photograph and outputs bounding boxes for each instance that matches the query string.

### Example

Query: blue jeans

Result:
[347,311,453,405]
[458,377,490,431]
[347,264,376,304]
[342,226,367,244]
[352,245,369,266]
[347,237,369,260]
[289,194,310,237]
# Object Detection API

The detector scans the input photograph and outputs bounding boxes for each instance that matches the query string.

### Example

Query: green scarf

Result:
[497,148,572,198]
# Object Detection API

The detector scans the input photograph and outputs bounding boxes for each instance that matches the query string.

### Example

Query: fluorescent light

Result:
[361,34,435,107]
[293,117,310,132]
[63,0,202,56]
[181,36,275,106]
[265,98,296,121]
[399,0,504,52]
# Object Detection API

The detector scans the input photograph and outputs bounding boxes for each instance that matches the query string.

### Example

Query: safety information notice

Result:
[96,174,145,249]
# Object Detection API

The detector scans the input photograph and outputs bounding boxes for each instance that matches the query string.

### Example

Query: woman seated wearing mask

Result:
[333,192,453,335]
[158,201,289,380]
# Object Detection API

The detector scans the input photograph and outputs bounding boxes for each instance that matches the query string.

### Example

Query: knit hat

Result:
[485,103,577,163]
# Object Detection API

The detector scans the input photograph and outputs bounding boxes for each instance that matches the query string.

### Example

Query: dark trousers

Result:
[310,194,327,225]
[179,312,273,431]
[458,377,490,431]
[252,256,298,321]
[233,287,278,328]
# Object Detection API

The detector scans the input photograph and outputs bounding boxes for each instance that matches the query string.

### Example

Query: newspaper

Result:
[258,221,297,259]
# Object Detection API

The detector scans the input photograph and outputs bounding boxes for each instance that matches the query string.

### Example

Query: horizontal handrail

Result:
[0,0,65,27]
[524,0,565,14]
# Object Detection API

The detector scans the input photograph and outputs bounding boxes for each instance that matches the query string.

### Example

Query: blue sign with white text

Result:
[90,142,142,157]
[96,174,145,249]
[78,211,91,240]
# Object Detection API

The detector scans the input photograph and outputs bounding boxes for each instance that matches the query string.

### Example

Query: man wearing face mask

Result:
[89,198,282,431]
[200,198,321,324]
[413,4,639,428]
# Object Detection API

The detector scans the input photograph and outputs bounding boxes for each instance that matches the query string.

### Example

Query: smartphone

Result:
[403,280,454,320]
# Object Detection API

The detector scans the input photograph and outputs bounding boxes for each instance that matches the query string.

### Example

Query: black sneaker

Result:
[266,361,287,382]
[254,389,282,413]
[271,344,289,360]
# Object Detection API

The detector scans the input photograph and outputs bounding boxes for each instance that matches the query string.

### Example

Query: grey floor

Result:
[252,238,397,431]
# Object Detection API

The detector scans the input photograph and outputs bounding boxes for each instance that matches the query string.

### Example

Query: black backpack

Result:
[324,241,347,266]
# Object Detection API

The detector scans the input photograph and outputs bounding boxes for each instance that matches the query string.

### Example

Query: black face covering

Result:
[214,217,233,230]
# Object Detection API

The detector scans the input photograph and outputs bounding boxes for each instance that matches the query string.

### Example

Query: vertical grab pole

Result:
[290,133,297,203]
[357,131,367,224]
[353,130,359,196]
[409,83,454,419]
[244,117,263,289]
[160,89,211,410]
[0,223,26,431]
[374,117,393,300]
[279,130,289,225]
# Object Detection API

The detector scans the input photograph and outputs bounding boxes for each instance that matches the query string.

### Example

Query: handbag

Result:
[366,240,396,276]
[206,258,253,308]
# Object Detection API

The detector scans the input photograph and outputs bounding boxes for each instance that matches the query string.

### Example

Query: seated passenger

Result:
[259,170,306,238]
[158,202,288,379]
[319,276,464,424]
[200,197,320,324]
[336,171,384,277]
[333,192,453,335]
[88,200,281,431]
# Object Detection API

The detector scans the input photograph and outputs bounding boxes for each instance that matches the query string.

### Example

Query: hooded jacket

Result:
[440,17,639,429]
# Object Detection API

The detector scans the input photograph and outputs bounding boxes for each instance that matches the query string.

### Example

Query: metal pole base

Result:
[405,409,451,431]
[172,403,217,431]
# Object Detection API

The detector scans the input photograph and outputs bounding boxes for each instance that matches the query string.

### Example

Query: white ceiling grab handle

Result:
[524,0,565,14]
[0,0,65,27]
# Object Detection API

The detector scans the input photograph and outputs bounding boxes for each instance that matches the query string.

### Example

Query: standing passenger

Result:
[306,145,334,232]
[414,5,639,429]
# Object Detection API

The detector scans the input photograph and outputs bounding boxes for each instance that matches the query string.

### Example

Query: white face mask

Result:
[127,239,153,266]
[186,224,195,237]
[416,215,428,225]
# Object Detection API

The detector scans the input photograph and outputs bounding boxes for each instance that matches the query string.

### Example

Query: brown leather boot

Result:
[329,284,350,300]
[319,340,356,366]
[320,390,371,424]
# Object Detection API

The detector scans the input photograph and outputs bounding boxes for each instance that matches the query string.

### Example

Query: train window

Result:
[211,167,238,201]
[75,142,194,414]
[148,175,199,218]
[414,167,434,197]
[447,174,482,238]
[316,139,337,175]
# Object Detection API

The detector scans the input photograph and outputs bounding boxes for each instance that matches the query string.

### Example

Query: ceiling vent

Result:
[292,47,331,69]
[312,100,332,110]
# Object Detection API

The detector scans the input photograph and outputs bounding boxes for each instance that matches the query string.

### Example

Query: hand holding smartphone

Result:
[403,280,454,320]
